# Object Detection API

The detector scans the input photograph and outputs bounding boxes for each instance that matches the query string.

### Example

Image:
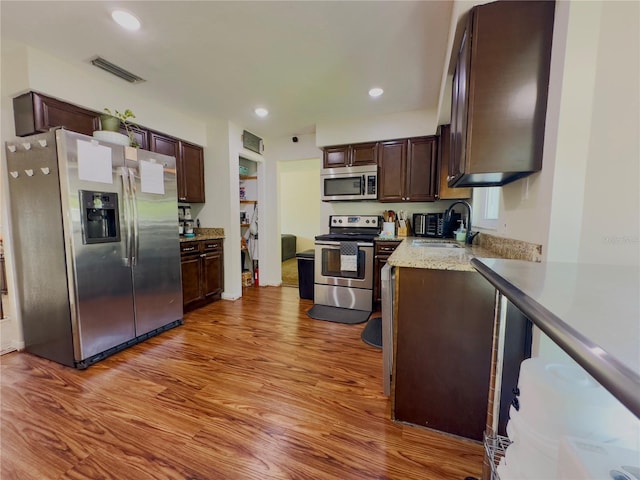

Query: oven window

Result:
[324,176,362,197]
[320,247,366,279]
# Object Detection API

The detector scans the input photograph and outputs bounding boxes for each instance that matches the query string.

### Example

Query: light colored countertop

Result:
[386,237,503,271]
[179,227,225,243]
[471,258,640,419]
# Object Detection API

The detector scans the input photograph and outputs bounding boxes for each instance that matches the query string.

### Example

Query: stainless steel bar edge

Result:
[471,258,640,420]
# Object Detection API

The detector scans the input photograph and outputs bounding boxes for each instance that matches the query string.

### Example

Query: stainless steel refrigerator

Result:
[5,128,183,368]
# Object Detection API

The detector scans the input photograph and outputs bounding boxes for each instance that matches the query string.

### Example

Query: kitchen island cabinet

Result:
[378,136,437,202]
[180,239,224,312]
[392,266,495,441]
[385,238,534,441]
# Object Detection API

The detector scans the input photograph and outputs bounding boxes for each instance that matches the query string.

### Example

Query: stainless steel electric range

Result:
[314,215,381,311]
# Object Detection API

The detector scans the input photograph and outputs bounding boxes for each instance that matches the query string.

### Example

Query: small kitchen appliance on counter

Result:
[413,212,461,238]
[313,215,381,311]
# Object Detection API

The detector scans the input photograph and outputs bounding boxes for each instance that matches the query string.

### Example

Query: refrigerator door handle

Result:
[128,168,139,266]
[121,168,133,267]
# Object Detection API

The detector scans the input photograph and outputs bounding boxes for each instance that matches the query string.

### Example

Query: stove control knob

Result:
[338,219,343,223]
[365,219,370,224]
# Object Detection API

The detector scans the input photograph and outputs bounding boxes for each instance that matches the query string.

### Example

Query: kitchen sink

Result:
[411,240,462,248]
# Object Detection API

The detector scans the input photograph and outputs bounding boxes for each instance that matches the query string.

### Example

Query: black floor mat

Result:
[307,304,371,325]
[361,317,382,349]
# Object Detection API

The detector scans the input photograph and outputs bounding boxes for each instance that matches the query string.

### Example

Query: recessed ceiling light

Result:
[111,10,141,31]
[254,107,269,118]
[369,87,384,98]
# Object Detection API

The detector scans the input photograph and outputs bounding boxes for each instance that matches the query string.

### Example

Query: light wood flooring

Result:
[1,286,483,479]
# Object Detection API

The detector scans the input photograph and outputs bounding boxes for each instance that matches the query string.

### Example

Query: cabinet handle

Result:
[447,175,453,181]
[183,246,196,252]
[200,254,206,258]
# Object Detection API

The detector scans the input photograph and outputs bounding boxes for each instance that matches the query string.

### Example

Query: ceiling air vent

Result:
[242,130,264,154]
[90,56,145,84]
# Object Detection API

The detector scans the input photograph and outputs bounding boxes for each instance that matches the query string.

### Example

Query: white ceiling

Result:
[0,1,453,139]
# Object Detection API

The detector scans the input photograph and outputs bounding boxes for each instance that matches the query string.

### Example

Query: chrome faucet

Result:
[444,200,478,245]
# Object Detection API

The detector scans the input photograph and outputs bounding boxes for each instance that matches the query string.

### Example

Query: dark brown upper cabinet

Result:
[12,91,206,204]
[120,124,149,150]
[322,142,378,168]
[378,136,437,202]
[179,141,205,203]
[149,131,179,159]
[448,0,555,188]
[13,92,100,137]
[149,132,205,203]
[437,124,471,200]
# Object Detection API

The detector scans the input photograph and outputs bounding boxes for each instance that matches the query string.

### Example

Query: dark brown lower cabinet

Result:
[180,240,224,312]
[392,267,495,441]
[373,240,401,306]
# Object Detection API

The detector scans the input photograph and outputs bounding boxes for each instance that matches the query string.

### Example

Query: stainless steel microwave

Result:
[321,165,378,201]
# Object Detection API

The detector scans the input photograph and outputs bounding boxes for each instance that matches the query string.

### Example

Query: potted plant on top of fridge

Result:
[95,108,140,148]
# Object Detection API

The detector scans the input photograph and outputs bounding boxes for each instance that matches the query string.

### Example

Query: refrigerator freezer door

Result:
[5,130,76,366]
[127,149,183,336]
[56,130,136,361]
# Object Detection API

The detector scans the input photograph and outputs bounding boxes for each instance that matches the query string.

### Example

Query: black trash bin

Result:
[295,249,315,300]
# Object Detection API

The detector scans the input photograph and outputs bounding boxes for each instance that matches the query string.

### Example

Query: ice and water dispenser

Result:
[79,190,120,244]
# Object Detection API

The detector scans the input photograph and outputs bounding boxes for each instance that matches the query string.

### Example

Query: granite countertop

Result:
[179,227,225,242]
[386,232,543,271]
[387,237,503,271]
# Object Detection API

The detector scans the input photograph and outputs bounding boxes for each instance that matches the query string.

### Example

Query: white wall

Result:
[21,46,207,145]
[316,109,438,146]
[575,0,639,265]
[279,159,322,252]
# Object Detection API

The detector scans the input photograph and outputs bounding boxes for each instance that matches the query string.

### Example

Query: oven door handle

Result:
[361,175,365,195]
[315,240,373,248]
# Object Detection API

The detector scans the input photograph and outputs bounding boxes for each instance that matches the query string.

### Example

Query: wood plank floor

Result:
[1,286,483,479]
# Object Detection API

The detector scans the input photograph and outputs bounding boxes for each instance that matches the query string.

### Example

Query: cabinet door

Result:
[181,256,203,307]
[449,25,471,185]
[405,137,437,202]
[150,132,179,158]
[150,132,181,197]
[351,142,378,166]
[437,125,471,199]
[394,268,495,441]
[179,141,205,203]
[203,250,223,298]
[323,145,349,168]
[378,140,406,202]
[13,92,100,137]
[120,124,149,150]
